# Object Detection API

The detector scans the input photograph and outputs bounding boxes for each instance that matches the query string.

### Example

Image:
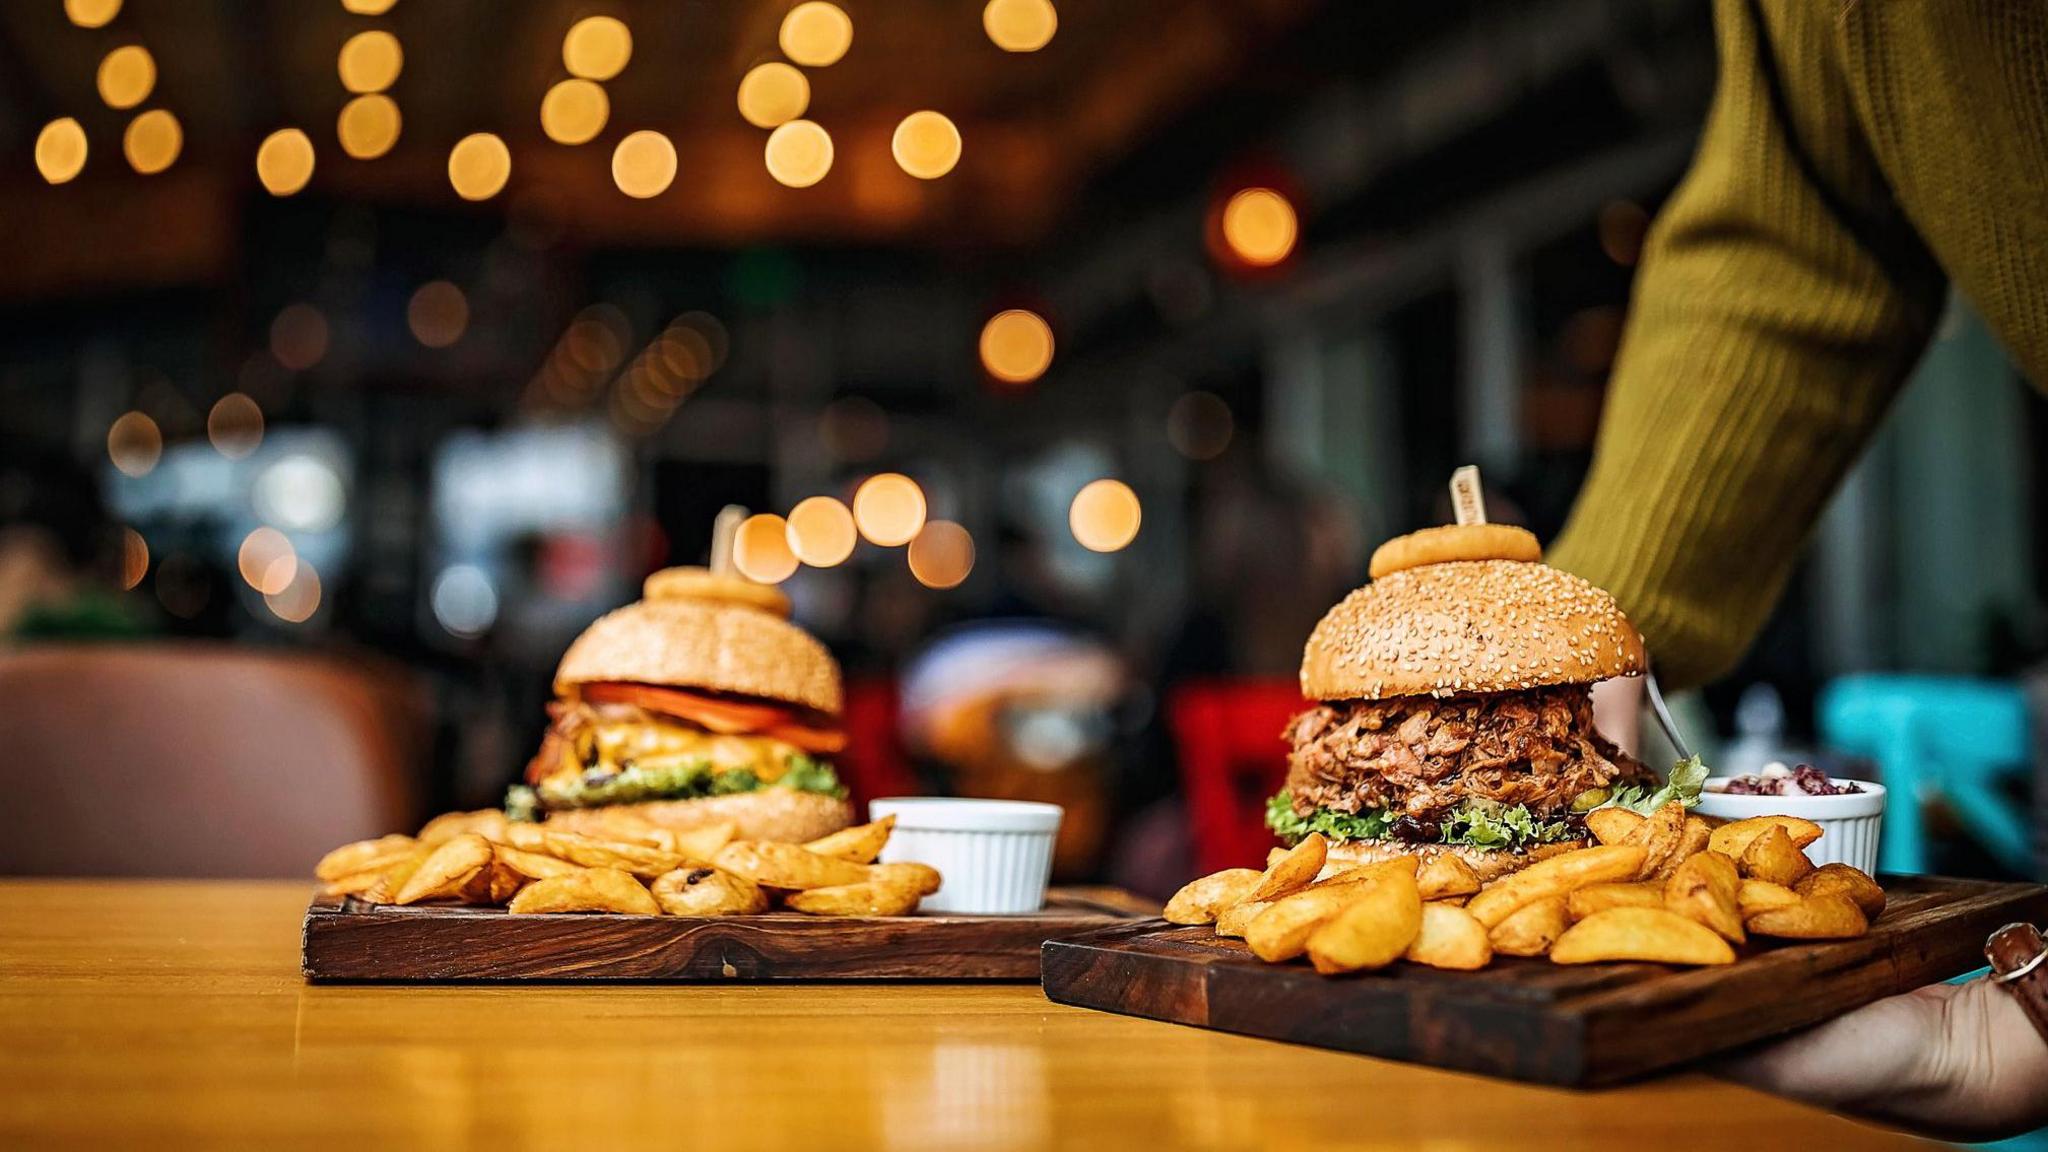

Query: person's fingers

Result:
[1590,675,1644,757]
[1713,988,1943,1106]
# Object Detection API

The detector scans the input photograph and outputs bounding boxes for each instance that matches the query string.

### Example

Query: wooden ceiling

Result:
[0,0,1315,273]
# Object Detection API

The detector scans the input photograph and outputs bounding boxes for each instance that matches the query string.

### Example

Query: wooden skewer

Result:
[709,504,747,576]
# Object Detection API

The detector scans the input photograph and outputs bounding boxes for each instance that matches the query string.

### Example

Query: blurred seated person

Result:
[1547,1,2048,1137]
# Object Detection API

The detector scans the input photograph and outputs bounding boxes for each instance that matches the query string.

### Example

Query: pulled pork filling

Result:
[1281,684,1646,838]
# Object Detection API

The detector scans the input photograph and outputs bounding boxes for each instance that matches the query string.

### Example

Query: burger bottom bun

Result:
[1316,836,1591,885]
[546,789,854,844]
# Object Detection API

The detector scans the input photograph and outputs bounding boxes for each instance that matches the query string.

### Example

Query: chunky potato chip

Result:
[1214,898,1272,938]
[1566,881,1664,922]
[321,868,392,898]
[418,809,510,847]
[1466,844,1646,928]
[1405,901,1491,970]
[1795,863,1886,921]
[1416,853,1482,902]
[1306,871,1423,975]
[315,834,416,881]
[1626,801,1688,880]
[494,843,584,881]
[1490,894,1571,957]
[1550,906,1737,965]
[803,817,896,864]
[484,861,526,904]
[1663,850,1744,943]
[868,861,943,896]
[669,820,739,862]
[651,866,769,916]
[542,830,684,879]
[1585,807,1644,846]
[1747,892,1868,940]
[504,822,549,852]
[1251,833,1328,902]
[1166,868,1264,925]
[1315,854,1419,890]
[508,867,660,915]
[1707,814,1823,860]
[1739,825,1815,888]
[1737,878,1802,917]
[1245,882,1373,963]
[786,879,923,917]
[358,848,430,904]
[394,833,494,905]
[713,840,873,890]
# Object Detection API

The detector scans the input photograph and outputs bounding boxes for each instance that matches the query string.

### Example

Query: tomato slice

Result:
[579,682,845,754]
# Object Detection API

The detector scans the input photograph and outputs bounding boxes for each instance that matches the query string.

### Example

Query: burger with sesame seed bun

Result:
[1269,519,1704,883]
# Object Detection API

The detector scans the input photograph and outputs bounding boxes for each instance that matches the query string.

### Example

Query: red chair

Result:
[838,677,919,811]
[1167,678,1304,873]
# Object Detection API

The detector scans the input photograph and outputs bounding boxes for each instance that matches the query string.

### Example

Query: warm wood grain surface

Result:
[1044,875,2048,1087]
[0,880,1933,1151]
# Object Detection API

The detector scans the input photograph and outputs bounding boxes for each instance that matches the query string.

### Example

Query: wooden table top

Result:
[0,880,1930,1151]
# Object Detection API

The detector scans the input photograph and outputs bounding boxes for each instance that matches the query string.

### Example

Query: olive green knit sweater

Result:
[1549,0,2048,690]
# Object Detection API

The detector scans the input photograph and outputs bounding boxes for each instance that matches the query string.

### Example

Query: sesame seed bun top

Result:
[554,596,842,717]
[1299,558,1645,701]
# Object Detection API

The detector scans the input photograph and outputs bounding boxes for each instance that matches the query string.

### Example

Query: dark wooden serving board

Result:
[303,887,1150,982]
[1041,874,2048,1087]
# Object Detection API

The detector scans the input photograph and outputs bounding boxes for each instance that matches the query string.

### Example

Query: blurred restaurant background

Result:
[1,0,2042,891]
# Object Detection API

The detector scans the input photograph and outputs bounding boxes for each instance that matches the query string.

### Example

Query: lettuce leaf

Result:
[1265,791,1577,851]
[1595,754,1708,816]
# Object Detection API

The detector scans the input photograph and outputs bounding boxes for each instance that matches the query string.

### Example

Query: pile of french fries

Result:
[1165,801,1887,974]
[314,809,940,918]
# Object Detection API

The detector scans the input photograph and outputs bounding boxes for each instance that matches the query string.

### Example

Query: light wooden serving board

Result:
[304,887,1151,982]
[1040,874,2048,1086]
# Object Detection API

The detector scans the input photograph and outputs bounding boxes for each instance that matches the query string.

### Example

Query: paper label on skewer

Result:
[1449,466,1487,526]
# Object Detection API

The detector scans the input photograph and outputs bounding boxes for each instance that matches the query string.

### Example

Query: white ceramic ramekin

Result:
[1693,779,1887,874]
[869,798,1062,915]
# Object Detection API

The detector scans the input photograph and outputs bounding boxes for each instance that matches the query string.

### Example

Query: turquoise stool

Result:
[1817,674,2033,876]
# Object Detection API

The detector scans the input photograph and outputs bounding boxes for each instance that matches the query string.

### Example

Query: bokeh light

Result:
[448,132,511,200]
[765,119,833,187]
[336,94,401,158]
[563,16,632,81]
[1070,479,1141,552]
[254,454,346,533]
[65,0,122,29]
[119,527,149,591]
[238,527,298,596]
[983,0,1057,52]
[779,2,852,67]
[1221,187,1298,267]
[540,78,609,145]
[206,393,265,459]
[891,111,961,179]
[611,130,677,199]
[1167,390,1233,460]
[407,280,468,347]
[97,45,156,110]
[106,411,162,478]
[907,520,975,589]
[265,560,322,624]
[852,473,926,547]
[337,30,403,94]
[978,309,1054,384]
[255,129,316,196]
[122,109,181,174]
[270,303,329,370]
[737,62,809,129]
[340,0,398,13]
[35,119,88,185]
[786,496,858,567]
[733,513,799,584]
[431,564,497,637]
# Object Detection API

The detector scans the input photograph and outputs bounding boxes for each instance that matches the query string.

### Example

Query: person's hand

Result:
[1715,976,2048,1141]
[1591,675,1644,757]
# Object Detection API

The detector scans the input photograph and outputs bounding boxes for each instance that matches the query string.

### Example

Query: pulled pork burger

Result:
[506,567,853,843]
[1271,524,1701,883]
